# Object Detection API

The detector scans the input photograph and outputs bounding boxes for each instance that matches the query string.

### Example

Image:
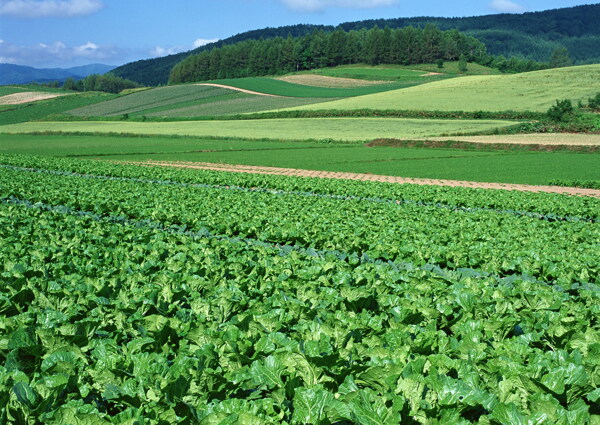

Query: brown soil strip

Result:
[368,138,600,152]
[276,75,391,88]
[421,72,443,76]
[135,160,600,198]
[427,134,600,146]
[194,83,283,97]
[0,92,66,105]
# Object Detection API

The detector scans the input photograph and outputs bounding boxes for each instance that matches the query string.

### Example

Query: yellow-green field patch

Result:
[281,64,600,112]
[0,118,519,141]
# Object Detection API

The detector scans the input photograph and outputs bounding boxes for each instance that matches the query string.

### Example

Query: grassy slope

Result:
[308,62,501,80]
[205,77,406,97]
[66,84,336,118]
[0,118,519,141]
[0,85,69,96]
[0,92,116,125]
[43,65,494,119]
[283,64,600,113]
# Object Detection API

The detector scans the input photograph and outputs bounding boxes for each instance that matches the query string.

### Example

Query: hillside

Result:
[281,64,600,113]
[111,4,600,86]
[0,63,114,85]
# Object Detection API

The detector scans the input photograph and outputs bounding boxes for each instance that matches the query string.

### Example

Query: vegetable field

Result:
[0,154,598,424]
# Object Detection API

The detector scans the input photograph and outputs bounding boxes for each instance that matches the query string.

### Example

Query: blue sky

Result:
[0,0,597,68]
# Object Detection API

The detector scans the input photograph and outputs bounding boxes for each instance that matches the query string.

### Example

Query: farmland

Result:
[283,64,600,112]
[1,154,599,423]
[0,117,521,141]
[67,85,337,118]
[1,49,600,424]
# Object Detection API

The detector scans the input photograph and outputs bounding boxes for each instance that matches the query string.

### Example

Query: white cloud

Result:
[149,38,220,58]
[148,45,182,57]
[489,0,525,13]
[0,0,103,18]
[193,38,219,49]
[281,0,397,12]
[0,39,124,67]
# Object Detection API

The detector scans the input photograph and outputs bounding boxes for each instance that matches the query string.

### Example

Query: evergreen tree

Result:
[549,47,573,68]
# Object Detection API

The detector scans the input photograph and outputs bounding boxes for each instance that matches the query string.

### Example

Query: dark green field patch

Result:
[205,77,405,98]
[0,92,116,125]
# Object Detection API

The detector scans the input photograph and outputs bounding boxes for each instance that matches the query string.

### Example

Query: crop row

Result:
[1,154,597,220]
[1,196,598,424]
[1,161,598,285]
[1,163,591,224]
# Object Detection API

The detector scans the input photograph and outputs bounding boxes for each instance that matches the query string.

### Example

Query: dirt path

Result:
[138,160,600,198]
[194,83,283,97]
[0,91,66,105]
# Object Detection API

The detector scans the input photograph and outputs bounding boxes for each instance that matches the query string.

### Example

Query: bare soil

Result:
[136,160,600,198]
[428,133,600,146]
[0,92,66,105]
[276,75,391,88]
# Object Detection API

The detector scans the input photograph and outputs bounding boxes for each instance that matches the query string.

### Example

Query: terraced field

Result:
[283,64,600,112]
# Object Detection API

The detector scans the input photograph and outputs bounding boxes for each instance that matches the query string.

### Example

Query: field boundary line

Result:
[194,83,285,97]
[144,160,600,199]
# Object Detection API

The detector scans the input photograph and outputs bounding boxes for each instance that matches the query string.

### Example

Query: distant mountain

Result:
[0,63,115,85]
[111,4,600,86]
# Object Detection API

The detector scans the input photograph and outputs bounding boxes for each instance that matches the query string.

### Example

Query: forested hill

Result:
[112,24,330,86]
[111,4,600,86]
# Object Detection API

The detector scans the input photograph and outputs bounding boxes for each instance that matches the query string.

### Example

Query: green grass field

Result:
[205,77,406,97]
[0,118,520,141]
[1,133,598,185]
[308,66,428,80]
[283,64,600,112]
[0,134,327,156]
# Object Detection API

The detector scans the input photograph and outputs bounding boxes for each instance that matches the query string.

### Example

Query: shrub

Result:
[588,93,600,111]
[547,99,574,122]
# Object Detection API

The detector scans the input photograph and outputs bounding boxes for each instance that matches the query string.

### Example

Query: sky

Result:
[0,0,597,68]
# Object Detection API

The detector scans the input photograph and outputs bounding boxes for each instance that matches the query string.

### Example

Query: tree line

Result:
[169,25,551,84]
[62,74,141,93]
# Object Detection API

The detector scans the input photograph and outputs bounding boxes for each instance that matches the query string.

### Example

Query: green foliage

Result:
[111,4,600,85]
[549,47,573,68]
[547,99,574,122]
[68,74,142,94]
[458,55,468,73]
[549,179,600,190]
[0,154,598,423]
[588,92,600,111]
[169,25,488,84]
[436,59,445,69]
